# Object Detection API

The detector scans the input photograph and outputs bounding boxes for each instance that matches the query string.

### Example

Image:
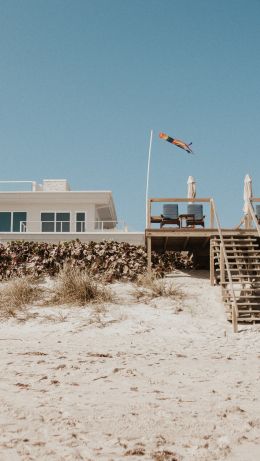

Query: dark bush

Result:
[0,240,193,281]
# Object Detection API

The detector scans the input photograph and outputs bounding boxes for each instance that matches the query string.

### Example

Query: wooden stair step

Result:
[213,244,259,248]
[227,248,259,251]
[225,309,260,315]
[221,295,260,299]
[213,237,258,241]
[213,242,259,246]
[221,283,260,287]
[217,259,260,263]
[213,243,258,248]
[224,301,260,307]
[220,274,260,278]
[222,267,260,270]
[214,253,260,259]
[237,316,260,320]
[214,251,260,255]
[227,317,260,322]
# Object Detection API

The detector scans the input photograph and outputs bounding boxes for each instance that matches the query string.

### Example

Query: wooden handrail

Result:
[147,197,215,228]
[150,197,211,203]
[210,198,238,333]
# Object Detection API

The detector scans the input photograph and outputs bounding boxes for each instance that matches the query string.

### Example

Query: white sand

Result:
[0,271,260,461]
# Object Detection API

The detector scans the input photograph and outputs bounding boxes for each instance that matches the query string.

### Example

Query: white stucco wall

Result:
[0,232,145,246]
[0,191,117,232]
[0,201,96,232]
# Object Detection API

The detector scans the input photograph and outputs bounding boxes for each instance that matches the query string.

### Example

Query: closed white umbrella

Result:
[187,176,196,199]
[243,174,252,214]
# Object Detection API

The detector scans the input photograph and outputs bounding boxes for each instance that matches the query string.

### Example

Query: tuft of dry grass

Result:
[151,450,179,461]
[134,272,183,301]
[0,276,42,318]
[51,264,114,306]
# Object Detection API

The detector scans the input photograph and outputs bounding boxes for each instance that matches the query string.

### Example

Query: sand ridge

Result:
[0,271,260,460]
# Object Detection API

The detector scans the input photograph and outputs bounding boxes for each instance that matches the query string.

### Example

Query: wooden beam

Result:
[145,229,218,238]
[147,199,152,229]
[210,201,214,228]
[183,236,190,250]
[147,236,152,273]
[150,197,212,203]
[163,237,169,252]
[145,228,259,238]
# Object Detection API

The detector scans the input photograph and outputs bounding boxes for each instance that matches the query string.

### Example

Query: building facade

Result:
[0,179,144,245]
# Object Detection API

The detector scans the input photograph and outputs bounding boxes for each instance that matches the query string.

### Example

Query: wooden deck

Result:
[146,228,260,270]
[146,196,260,326]
[145,227,260,252]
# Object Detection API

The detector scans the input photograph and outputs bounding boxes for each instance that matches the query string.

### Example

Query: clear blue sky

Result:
[0,0,260,230]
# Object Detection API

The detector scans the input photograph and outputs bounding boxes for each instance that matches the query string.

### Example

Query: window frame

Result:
[0,211,27,232]
[75,211,86,232]
[41,211,71,233]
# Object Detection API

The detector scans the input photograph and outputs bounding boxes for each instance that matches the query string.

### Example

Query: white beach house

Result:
[0,179,144,244]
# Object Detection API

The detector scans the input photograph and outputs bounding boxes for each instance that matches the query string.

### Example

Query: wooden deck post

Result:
[210,239,215,286]
[210,200,214,228]
[232,307,238,333]
[220,243,225,285]
[147,236,152,273]
[146,199,151,229]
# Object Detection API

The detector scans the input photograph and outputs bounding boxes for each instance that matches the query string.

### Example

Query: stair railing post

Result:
[232,305,238,333]
[210,200,215,228]
[210,239,215,286]
[220,243,225,285]
[147,236,152,274]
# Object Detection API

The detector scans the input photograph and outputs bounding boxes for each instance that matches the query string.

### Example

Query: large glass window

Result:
[13,212,27,232]
[0,212,11,231]
[41,213,55,232]
[76,212,85,232]
[41,212,70,232]
[56,213,70,232]
[0,212,27,232]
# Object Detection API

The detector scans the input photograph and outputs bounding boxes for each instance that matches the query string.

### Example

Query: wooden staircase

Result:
[212,235,260,323]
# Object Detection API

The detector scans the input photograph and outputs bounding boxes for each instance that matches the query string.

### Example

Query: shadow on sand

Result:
[165,270,210,280]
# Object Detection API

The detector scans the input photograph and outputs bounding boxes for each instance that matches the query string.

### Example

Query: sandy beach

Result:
[0,270,260,461]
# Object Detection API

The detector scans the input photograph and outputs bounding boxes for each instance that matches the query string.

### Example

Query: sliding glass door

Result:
[0,212,27,232]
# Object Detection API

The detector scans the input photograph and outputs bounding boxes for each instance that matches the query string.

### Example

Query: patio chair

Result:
[160,204,180,228]
[186,204,205,228]
[255,205,260,224]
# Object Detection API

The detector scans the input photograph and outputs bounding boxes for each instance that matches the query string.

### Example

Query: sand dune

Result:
[0,270,259,460]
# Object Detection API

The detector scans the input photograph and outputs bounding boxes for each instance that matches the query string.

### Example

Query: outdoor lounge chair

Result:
[160,204,180,228]
[186,204,205,228]
[255,205,260,224]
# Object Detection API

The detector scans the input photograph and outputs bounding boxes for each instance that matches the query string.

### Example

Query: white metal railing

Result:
[19,220,128,233]
[0,181,37,191]
[210,198,238,333]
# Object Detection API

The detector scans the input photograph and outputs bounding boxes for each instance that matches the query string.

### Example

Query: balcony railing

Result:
[19,220,128,233]
[147,197,214,229]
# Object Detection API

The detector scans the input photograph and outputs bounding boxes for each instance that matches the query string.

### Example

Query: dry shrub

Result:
[0,276,41,318]
[152,450,179,461]
[52,264,114,306]
[134,272,183,301]
[0,241,193,282]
